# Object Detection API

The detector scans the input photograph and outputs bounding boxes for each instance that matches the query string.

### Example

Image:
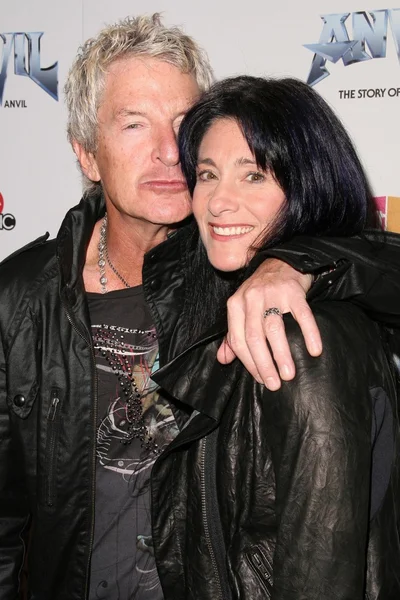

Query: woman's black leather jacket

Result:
[152,302,400,600]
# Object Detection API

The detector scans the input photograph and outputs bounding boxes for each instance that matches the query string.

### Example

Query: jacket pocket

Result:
[245,545,273,597]
[44,388,62,507]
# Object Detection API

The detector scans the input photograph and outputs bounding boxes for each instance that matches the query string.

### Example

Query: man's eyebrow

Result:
[114,109,147,120]
[114,106,190,120]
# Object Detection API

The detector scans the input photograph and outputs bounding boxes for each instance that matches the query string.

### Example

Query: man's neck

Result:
[84,209,171,293]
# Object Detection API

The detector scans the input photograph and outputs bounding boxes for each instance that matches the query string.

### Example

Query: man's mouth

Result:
[142,180,188,191]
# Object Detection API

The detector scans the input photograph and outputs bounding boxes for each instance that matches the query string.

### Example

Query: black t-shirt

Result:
[87,286,179,600]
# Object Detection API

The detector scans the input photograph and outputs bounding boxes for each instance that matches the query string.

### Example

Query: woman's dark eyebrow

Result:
[197,157,216,167]
[235,157,257,166]
[197,157,257,167]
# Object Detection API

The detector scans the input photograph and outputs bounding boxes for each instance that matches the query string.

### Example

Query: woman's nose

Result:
[208,182,239,216]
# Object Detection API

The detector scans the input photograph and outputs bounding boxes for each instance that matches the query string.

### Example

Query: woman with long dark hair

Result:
[151,77,400,599]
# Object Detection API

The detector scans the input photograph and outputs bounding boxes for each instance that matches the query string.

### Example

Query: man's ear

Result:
[72,140,101,182]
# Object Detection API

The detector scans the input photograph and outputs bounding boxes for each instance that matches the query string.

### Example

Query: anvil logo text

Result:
[304,10,400,86]
[0,32,58,106]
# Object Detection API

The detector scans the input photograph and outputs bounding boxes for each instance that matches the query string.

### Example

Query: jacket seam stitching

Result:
[16,514,31,593]
[171,453,186,587]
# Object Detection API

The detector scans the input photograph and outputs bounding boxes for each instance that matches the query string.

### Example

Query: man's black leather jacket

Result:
[1,193,400,599]
[152,302,400,599]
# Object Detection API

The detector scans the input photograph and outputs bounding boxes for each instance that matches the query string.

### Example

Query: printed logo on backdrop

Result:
[0,32,58,108]
[0,193,16,231]
[304,9,400,99]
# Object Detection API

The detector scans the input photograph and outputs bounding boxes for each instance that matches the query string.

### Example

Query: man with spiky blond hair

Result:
[1,13,400,600]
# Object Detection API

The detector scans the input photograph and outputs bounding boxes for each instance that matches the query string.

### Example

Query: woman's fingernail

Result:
[310,341,322,356]
[266,377,281,391]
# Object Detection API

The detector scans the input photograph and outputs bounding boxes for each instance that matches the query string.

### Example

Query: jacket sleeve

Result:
[0,332,31,599]
[264,303,378,599]
[255,230,400,328]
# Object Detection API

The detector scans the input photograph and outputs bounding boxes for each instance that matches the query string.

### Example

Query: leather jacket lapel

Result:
[153,322,241,421]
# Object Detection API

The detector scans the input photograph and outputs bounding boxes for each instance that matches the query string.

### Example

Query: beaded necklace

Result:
[94,321,159,455]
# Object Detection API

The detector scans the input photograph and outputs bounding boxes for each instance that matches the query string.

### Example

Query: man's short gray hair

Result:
[64,13,214,195]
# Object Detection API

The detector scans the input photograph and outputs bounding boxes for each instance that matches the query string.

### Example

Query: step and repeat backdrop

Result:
[1,0,400,260]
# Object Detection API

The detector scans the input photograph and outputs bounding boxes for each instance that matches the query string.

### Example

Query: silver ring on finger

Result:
[263,307,282,319]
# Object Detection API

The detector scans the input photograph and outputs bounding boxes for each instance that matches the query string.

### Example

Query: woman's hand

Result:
[218,258,322,390]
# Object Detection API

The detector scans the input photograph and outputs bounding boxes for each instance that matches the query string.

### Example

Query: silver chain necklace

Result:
[98,213,130,293]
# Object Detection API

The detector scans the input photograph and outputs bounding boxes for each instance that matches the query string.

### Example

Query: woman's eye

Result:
[247,172,265,182]
[197,170,217,181]
[125,123,142,130]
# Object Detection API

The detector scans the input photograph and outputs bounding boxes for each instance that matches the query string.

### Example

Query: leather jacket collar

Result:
[152,320,242,421]
[56,193,105,295]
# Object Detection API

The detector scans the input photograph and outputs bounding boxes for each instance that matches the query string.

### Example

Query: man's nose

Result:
[152,126,180,167]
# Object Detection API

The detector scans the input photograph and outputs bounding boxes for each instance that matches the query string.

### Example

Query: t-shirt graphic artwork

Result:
[87,286,179,600]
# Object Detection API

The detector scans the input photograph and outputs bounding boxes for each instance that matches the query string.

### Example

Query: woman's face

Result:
[192,118,286,272]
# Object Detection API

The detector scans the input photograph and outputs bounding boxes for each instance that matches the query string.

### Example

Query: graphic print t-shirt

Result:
[87,286,179,600]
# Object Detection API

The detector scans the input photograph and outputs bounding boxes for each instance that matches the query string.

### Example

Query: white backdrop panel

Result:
[0,0,83,259]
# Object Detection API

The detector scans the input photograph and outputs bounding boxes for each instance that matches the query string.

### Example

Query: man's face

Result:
[79,56,200,227]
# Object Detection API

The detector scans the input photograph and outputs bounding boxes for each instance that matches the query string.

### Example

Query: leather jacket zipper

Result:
[246,546,273,597]
[200,431,232,600]
[45,389,61,507]
[62,302,98,600]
